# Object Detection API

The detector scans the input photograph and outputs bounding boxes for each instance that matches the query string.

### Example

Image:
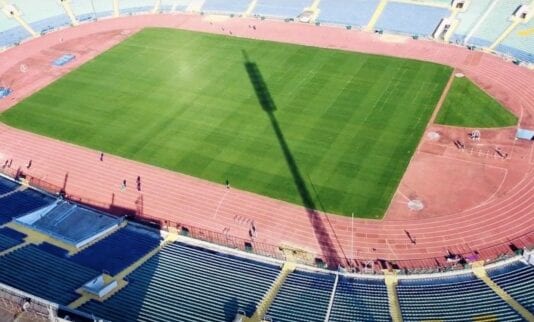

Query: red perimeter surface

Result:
[0,14,533,268]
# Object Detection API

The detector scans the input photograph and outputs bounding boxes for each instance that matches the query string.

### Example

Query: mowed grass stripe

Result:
[0,28,452,218]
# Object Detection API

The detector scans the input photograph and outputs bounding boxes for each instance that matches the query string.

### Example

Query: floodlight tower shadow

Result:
[242,50,346,268]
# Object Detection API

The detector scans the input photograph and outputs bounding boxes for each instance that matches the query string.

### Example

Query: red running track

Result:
[0,14,533,268]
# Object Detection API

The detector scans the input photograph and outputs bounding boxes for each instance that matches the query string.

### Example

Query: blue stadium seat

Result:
[0,234,21,253]
[253,0,309,19]
[397,273,524,321]
[69,224,161,275]
[497,18,534,63]
[36,242,69,257]
[488,261,534,312]
[0,189,55,225]
[202,0,250,14]
[0,245,99,304]
[120,0,155,15]
[13,0,70,34]
[329,276,390,322]
[376,2,450,37]
[70,0,114,22]
[266,270,335,321]
[79,242,281,322]
[0,176,19,195]
[317,0,378,28]
[450,0,492,44]
[0,26,31,48]
[159,0,190,13]
[0,227,26,241]
[467,1,524,48]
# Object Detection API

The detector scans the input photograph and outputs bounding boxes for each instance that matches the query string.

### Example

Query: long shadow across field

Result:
[242,50,346,268]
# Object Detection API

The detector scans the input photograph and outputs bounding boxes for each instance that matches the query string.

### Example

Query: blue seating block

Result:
[330,276,390,322]
[120,6,153,15]
[202,0,250,14]
[0,227,26,241]
[0,234,21,252]
[36,242,69,257]
[30,14,71,34]
[318,0,378,28]
[79,242,280,322]
[0,176,18,195]
[397,273,523,321]
[267,270,335,321]
[0,245,99,304]
[0,189,55,225]
[253,0,309,18]
[0,26,31,47]
[488,261,534,312]
[69,225,161,275]
[376,2,450,36]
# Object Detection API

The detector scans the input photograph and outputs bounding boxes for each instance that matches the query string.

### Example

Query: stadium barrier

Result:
[0,166,532,274]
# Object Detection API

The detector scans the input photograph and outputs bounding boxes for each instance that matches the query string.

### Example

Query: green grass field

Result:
[0,28,452,218]
[435,76,517,128]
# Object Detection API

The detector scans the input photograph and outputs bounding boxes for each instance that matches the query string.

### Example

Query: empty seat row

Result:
[69,224,162,275]
[329,276,390,322]
[202,0,250,14]
[79,241,280,322]
[488,261,534,312]
[0,234,21,252]
[0,176,19,195]
[376,2,450,37]
[0,189,55,225]
[397,273,524,322]
[266,270,335,321]
[0,245,99,304]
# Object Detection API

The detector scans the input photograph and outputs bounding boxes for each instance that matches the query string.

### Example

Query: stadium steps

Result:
[59,0,79,26]
[384,271,403,322]
[323,272,339,321]
[472,262,534,321]
[365,0,388,31]
[0,241,29,257]
[463,0,499,45]
[244,0,258,17]
[304,0,321,22]
[113,0,120,17]
[4,222,79,256]
[3,10,38,38]
[152,0,160,13]
[443,6,461,42]
[309,0,321,11]
[68,231,174,309]
[251,262,296,321]
[489,18,522,50]
[0,184,26,199]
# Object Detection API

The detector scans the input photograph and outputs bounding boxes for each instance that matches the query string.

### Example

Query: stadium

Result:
[0,0,533,321]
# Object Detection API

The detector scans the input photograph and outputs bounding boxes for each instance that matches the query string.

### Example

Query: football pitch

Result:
[1,28,453,218]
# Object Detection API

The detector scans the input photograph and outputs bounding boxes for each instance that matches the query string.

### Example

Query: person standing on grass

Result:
[225,179,230,189]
